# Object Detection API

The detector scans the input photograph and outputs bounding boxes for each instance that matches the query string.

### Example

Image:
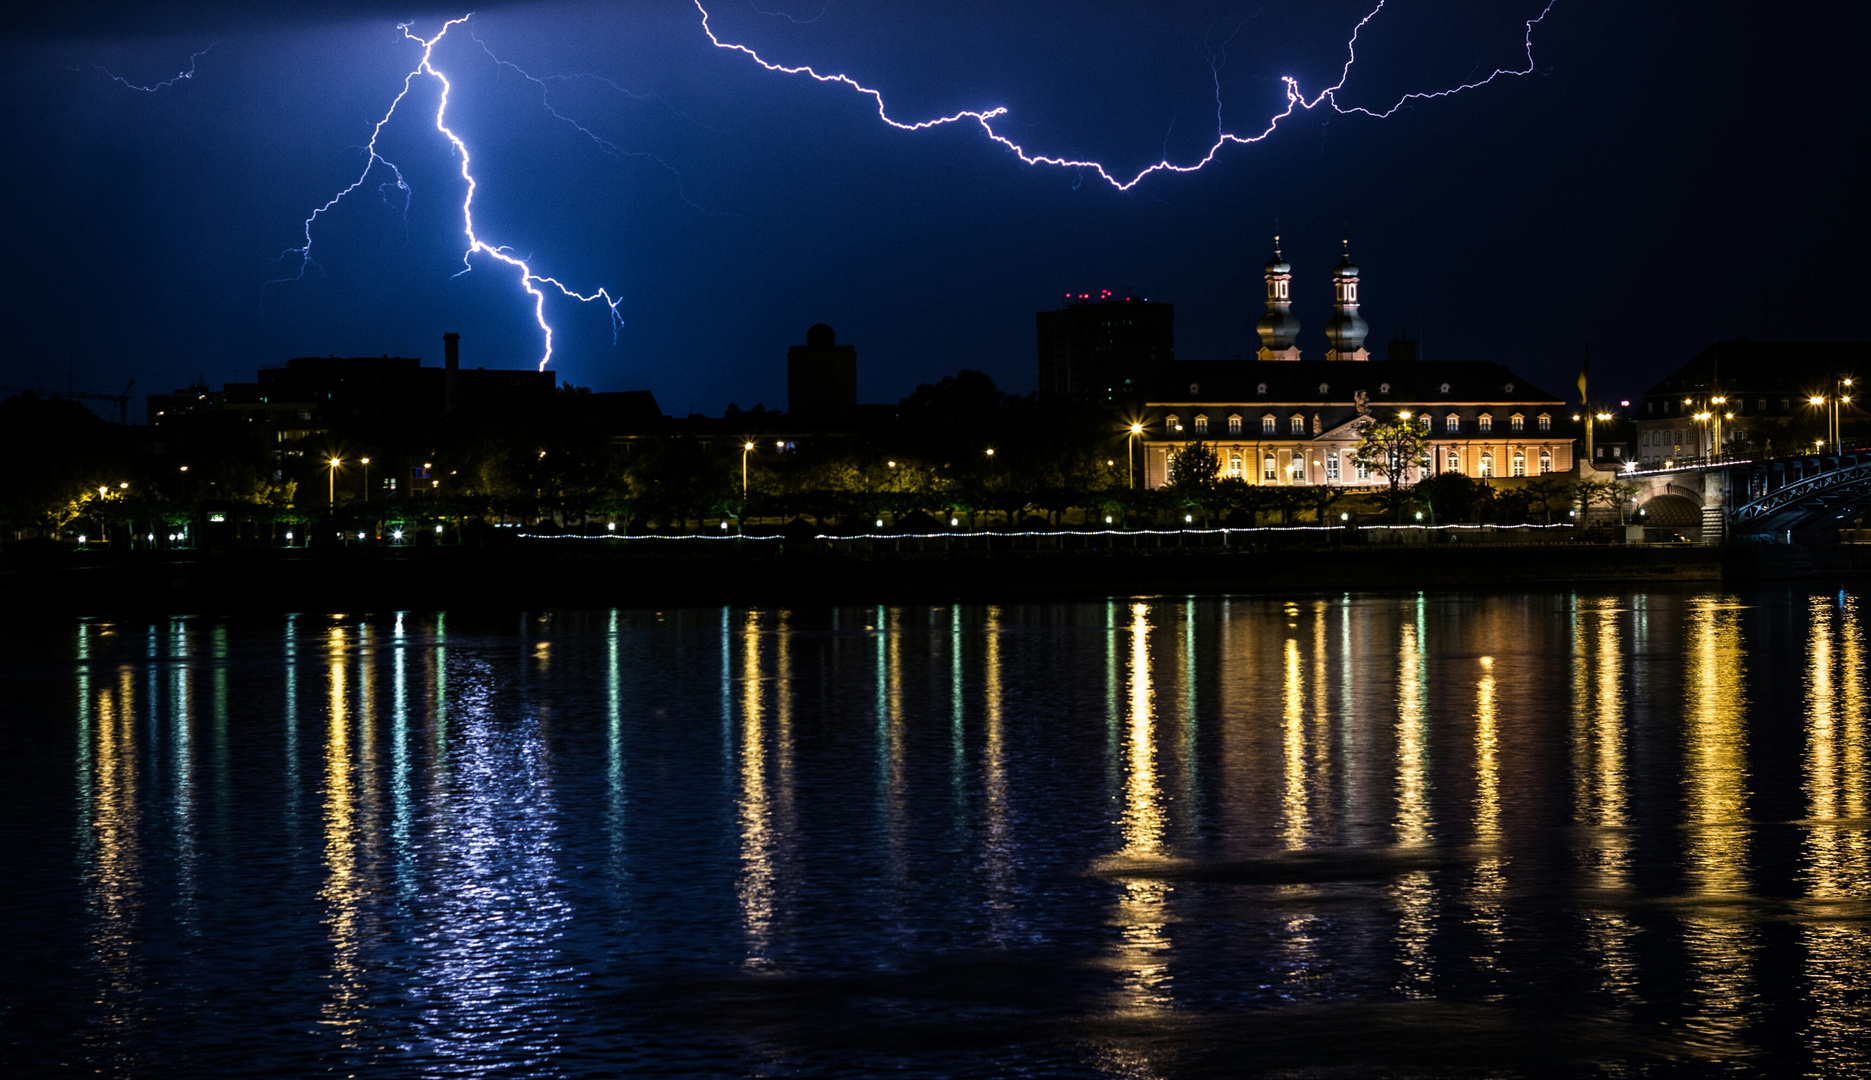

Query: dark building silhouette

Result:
[787,323,857,422]
[147,333,558,444]
[1036,292,1174,401]
[1633,339,1871,467]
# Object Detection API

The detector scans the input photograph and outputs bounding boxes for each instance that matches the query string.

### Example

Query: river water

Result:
[3,589,1868,1077]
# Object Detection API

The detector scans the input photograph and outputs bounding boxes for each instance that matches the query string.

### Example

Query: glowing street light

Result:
[1127,421,1144,489]
[741,442,755,524]
[360,457,371,503]
[327,457,342,507]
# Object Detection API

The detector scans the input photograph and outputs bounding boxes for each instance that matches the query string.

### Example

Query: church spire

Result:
[1323,239,1369,362]
[1255,235,1302,361]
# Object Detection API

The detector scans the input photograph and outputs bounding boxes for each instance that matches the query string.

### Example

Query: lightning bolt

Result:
[696,0,1560,191]
[471,33,722,215]
[273,16,622,372]
[92,41,225,92]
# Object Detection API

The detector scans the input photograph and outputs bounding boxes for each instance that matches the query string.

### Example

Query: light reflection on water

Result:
[9,589,1871,1077]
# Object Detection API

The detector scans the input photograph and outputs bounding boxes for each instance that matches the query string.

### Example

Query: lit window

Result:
[1757,399,1767,411]
[1510,414,1525,432]
[1511,450,1526,477]
[1419,415,1432,431]
[1539,449,1553,474]
[1290,414,1305,434]
[1228,415,1242,435]
[1478,413,1493,432]
[1446,449,1461,473]
[1289,451,1305,479]
[1193,415,1208,435]
[1262,415,1276,434]
[1167,414,1181,433]
[1228,452,1243,478]
[1355,458,1370,480]
[1263,454,1277,480]
[1537,414,1551,431]
[1446,414,1460,433]
[1480,451,1494,478]
[1325,454,1340,481]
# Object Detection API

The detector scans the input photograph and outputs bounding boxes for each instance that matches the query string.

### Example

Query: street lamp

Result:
[741,443,755,526]
[360,457,371,502]
[1127,422,1144,489]
[327,457,342,507]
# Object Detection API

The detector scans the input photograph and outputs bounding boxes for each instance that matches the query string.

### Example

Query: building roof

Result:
[1640,340,1871,398]
[1144,360,1566,408]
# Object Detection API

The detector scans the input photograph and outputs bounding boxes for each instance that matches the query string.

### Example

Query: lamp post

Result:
[741,442,754,529]
[1692,412,1711,462]
[1708,397,1726,460]
[327,457,342,507]
[360,457,371,503]
[1128,422,1143,489]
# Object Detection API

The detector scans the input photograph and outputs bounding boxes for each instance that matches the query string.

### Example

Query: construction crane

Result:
[0,379,136,424]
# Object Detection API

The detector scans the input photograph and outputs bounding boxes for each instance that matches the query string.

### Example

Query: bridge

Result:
[1616,451,1871,542]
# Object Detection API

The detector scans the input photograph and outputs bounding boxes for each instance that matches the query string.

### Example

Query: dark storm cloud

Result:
[1,1,1864,417]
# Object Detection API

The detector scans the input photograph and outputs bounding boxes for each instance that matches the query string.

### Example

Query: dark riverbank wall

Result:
[8,539,1870,615]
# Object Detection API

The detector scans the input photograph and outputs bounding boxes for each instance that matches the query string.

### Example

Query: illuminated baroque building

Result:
[1139,243,1573,488]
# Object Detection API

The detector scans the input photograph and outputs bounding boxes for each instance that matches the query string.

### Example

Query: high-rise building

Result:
[787,323,857,422]
[1036,292,1174,401]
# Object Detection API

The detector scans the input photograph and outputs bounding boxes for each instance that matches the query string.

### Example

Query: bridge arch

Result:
[1640,492,1702,528]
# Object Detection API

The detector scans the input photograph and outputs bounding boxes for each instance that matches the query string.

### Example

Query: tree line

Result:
[2,375,1622,544]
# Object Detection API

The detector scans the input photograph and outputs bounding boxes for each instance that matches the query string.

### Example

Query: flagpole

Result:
[1578,343,1593,469]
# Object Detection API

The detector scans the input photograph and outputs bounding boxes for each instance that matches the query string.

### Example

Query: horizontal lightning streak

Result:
[272,15,622,372]
[93,41,225,93]
[696,0,1559,191]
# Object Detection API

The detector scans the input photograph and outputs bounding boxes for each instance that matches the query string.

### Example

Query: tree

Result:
[1522,477,1574,525]
[1352,415,1430,518]
[1167,441,1221,491]
[1577,479,1642,525]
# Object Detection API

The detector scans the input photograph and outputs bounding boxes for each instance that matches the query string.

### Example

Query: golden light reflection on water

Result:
[1799,595,1871,1070]
[1280,636,1309,848]
[1392,601,1436,996]
[1113,601,1171,1012]
[736,610,775,966]
[1680,597,1757,1047]
[84,663,143,1058]
[1570,596,1636,1004]
[1469,655,1506,983]
[320,624,365,1039]
[982,604,1014,937]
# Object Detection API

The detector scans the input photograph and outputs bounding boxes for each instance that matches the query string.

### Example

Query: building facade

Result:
[1141,244,1572,487]
[1036,292,1174,401]
[1633,340,1869,467]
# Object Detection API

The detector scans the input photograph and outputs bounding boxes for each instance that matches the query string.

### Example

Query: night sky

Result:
[2,0,1864,418]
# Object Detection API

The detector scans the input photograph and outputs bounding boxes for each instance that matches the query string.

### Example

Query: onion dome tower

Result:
[1323,240,1370,362]
[1255,237,1302,362]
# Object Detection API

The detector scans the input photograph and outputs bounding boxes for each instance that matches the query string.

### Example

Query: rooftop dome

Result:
[805,323,836,349]
[1333,252,1360,278]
